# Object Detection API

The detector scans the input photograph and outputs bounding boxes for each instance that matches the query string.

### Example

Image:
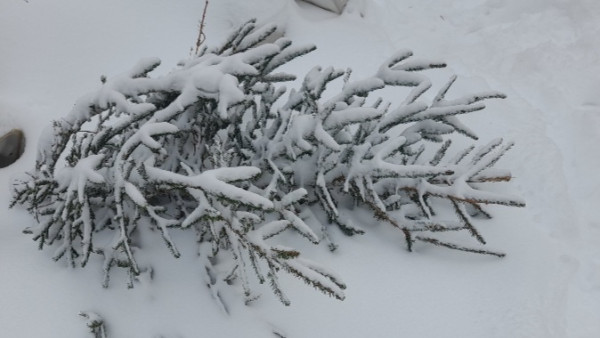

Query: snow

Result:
[1,0,600,337]
[55,154,105,204]
[146,165,274,210]
[323,107,383,128]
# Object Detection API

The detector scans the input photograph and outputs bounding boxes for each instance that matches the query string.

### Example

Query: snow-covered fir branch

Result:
[11,19,523,306]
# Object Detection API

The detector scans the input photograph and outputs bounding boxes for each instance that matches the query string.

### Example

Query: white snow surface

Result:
[1,0,600,337]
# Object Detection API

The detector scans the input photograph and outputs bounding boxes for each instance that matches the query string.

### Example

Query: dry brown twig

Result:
[194,0,210,56]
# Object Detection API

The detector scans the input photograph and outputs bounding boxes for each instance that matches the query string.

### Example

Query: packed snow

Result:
[1,0,599,337]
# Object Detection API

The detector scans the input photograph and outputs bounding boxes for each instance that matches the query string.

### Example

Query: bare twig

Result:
[195,0,210,56]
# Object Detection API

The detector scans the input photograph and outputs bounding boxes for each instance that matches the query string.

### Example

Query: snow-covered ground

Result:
[1,0,599,337]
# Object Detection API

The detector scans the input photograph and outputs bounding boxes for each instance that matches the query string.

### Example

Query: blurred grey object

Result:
[0,129,25,168]
[301,0,348,13]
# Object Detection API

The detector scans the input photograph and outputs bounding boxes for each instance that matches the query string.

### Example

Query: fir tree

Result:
[11,19,524,306]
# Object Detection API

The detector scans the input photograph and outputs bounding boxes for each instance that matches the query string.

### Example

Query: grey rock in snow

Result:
[0,129,25,168]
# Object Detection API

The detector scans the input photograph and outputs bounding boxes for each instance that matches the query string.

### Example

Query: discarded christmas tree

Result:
[11,19,524,306]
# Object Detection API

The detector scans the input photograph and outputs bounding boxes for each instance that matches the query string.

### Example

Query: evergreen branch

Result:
[10,19,523,307]
[415,236,505,258]
[451,199,486,244]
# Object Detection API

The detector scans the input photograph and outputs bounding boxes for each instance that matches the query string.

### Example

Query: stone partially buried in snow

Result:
[301,0,348,14]
[0,129,25,168]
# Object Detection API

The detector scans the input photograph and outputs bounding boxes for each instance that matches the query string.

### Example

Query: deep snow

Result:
[1,0,599,337]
